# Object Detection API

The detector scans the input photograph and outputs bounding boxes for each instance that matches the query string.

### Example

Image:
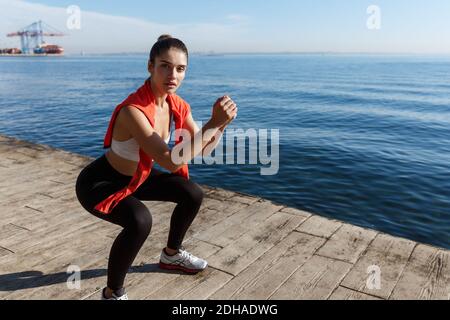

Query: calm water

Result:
[1,53,449,249]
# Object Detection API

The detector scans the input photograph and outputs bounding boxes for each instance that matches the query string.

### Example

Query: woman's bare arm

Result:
[182,112,227,157]
[120,106,223,172]
[121,96,237,172]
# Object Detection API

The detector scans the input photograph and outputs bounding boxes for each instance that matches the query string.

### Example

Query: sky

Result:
[1,0,450,54]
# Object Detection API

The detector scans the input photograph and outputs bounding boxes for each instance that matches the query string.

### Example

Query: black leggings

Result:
[75,154,204,291]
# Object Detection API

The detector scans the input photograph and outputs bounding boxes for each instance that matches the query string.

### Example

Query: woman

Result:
[75,35,237,300]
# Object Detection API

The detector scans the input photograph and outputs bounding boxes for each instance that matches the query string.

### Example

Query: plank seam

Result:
[386,242,419,300]
[338,284,386,300]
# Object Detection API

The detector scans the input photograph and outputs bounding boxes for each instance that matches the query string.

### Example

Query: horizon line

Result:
[66,51,450,56]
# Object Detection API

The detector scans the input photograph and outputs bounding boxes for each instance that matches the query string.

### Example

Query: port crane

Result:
[7,20,65,54]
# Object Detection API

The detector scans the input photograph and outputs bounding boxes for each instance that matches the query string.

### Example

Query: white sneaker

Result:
[101,287,128,300]
[159,247,208,274]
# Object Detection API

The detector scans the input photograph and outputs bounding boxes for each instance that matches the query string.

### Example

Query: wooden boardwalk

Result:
[0,134,449,300]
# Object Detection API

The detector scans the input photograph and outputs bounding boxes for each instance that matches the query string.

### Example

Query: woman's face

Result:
[148,48,188,94]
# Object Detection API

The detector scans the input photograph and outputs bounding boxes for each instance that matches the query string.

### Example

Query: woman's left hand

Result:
[221,97,237,127]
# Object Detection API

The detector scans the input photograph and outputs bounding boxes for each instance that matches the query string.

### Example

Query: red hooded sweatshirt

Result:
[94,78,190,214]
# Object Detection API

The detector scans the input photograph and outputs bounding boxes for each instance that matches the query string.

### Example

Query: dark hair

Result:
[149,34,189,64]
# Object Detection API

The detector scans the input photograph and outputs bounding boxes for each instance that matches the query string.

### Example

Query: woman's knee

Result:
[182,182,204,208]
[116,199,153,236]
[131,208,153,236]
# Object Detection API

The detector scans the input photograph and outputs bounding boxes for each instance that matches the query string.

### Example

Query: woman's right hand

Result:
[210,95,238,127]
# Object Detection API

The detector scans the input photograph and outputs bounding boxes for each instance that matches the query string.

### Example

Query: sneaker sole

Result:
[159,262,207,274]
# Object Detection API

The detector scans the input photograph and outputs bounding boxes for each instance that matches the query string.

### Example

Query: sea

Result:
[1,53,449,249]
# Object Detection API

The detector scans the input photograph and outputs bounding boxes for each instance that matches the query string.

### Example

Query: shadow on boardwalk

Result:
[0,263,193,292]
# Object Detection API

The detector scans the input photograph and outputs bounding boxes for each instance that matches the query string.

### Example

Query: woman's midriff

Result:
[105,149,138,177]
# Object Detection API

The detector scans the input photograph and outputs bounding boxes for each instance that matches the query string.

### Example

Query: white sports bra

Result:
[110,112,172,162]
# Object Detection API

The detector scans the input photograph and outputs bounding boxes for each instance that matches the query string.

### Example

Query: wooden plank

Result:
[14,218,162,300]
[130,216,193,267]
[296,215,342,238]
[0,179,71,206]
[279,207,311,218]
[0,223,31,243]
[328,286,383,300]
[0,207,40,232]
[130,198,248,271]
[209,232,326,300]
[206,188,237,201]
[0,134,11,142]
[340,233,416,299]
[17,240,116,300]
[194,200,284,247]
[22,204,94,237]
[34,182,78,202]
[0,173,71,203]
[182,199,249,242]
[269,255,353,300]
[133,201,230,263]
[228,194,260,205]
[0,165,57,188]
[0,220,109,273]
[144,240,225,300]
[201,197,248,214]
[207,212,306,275]
[83,238,223,300]
[0,230,111,299]
[98,198,237,270]
[0,206,102,254]
[184,208,222,239]
[14,193,72,214]
[1,135,450,300]
[389,245,450,300]
[0,213,115,299]
[315,223,378,264]
[198,184,216,195]
[145,268,232,300]
[1,150,64,167]
[0,246,14,258]
[1,251,109,299]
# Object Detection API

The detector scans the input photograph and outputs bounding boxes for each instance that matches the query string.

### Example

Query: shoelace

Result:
[180,249,195,261]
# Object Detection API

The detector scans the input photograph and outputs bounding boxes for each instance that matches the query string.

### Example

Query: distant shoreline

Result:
[55,51,450,57]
